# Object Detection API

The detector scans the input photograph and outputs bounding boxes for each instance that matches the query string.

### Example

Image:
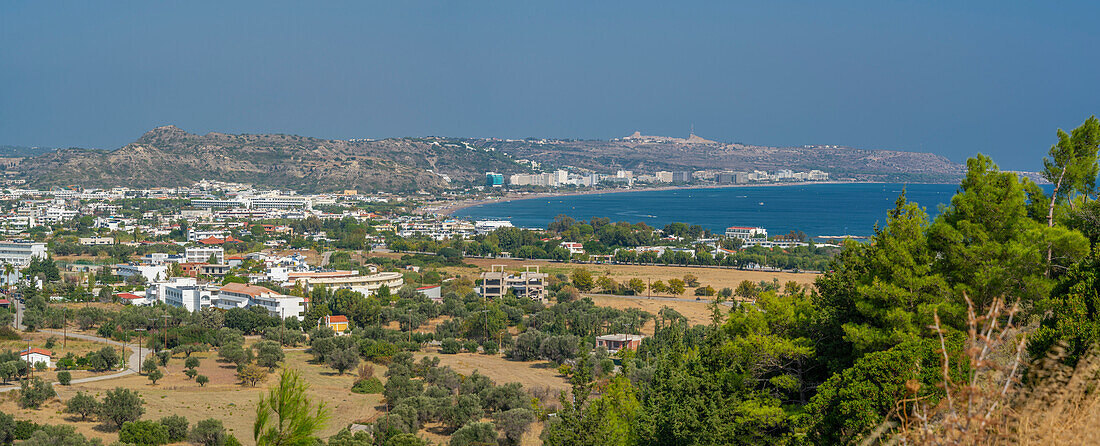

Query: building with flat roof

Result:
[185,246,224,264]
[725,226,767,240]
[595,334,645,353]
[0,241,47,267]
[293,271,404,297]
[214,282,306,320]
[480,265,548,301]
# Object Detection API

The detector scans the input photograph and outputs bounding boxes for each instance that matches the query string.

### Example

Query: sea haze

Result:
[455,183,971,237]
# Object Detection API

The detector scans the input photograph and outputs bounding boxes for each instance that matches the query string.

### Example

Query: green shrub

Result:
[351,376,384,394]
[56,370,72,386]
[440,338,461,354]
[119,420,170,445]
[159,415,189,442]
[189,418,225,446]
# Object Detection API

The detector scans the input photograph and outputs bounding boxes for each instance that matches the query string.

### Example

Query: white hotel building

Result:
[0,241,47,267]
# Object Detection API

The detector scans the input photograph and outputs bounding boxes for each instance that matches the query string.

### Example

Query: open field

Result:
[449,257,820,298]
[413,350,570,397]
[588,294,715,330]
[5,348,382,445]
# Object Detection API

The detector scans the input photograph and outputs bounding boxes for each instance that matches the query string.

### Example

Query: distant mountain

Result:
[0,145,58,157]
[468,132,967,182]
[11,126,966,192]
[13,126,525,192]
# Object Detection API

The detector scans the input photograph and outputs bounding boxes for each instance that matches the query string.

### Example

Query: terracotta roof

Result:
[325,315,349,324]
[116,292,143,300]
[416,285,440,290]
[197,236,225,245]
[220,282,275,297]
[20,348,53,357]
[0,299,9,305]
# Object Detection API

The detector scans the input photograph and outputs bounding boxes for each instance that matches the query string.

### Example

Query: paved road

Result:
[2,304,149,391]
[321,251,333,267]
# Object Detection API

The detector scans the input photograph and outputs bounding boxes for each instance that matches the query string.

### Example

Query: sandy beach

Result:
[425,180,882,216]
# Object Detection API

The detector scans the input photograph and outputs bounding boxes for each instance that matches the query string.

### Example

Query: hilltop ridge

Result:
[9,126,966,192]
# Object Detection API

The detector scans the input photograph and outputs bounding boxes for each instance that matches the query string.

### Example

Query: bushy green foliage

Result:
[449,422,497,446]
[1030,256,1100,365]
[351,376,383,394]
[189,418,226,446]
[65,392,99,421]
[158,415,189,442]
[119,420,169,445]
[19,377,56,409]
[99,387,144,429]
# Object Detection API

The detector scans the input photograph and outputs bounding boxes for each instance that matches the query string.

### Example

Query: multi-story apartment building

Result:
[214,282,306,320]
[0,241,47,266]
[185,246,224,264]
[480,265,548,302]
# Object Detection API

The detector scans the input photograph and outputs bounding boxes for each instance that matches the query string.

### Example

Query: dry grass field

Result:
[449,258,819,298]
[5,348,382,445]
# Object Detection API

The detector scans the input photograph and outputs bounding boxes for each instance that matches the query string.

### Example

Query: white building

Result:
[291,271,404,297]
[0,241,47,267]
[20,348,53,369]
[185,246,225,264]
[164,282,215,312]
[187,229,227,242]
[249,196,311,210]
[214,282,306,320]
[474,220,513,234]
[115,263,169,282]
[78,237,115,246]
[725,226,768,240]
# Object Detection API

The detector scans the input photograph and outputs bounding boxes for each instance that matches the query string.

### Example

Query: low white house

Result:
[20,348,53,369]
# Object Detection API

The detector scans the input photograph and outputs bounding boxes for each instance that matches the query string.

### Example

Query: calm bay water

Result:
[454,183,964,237]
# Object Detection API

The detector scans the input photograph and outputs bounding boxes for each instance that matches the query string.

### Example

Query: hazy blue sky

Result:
[2,1,1098,170]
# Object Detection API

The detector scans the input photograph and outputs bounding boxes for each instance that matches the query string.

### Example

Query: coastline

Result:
[429,181,900,216]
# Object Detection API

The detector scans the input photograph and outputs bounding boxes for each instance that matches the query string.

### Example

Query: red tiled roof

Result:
[20,348,53,357]
[416,286,440,290]
[116,292,143,300]
[325,315,349,324]
[0,299,9,305]
[197,236,224,245]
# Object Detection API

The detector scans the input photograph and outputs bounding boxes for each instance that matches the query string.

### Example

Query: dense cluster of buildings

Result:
[487,168,829,189]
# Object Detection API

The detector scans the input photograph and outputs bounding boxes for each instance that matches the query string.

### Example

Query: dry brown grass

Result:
[451,258,817,298]
[413,350,570,397]
[6,349,383,445]
[1009,343,1100,445]
[588,294,714,332]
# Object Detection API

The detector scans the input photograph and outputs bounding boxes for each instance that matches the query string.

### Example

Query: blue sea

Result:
[454,183,966,237]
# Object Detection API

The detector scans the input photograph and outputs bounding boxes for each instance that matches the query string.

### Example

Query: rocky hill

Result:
[13,126,524,192]
[11,127,966,192]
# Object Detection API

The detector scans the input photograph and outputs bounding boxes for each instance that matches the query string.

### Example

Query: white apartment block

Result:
[78,237,115,246]
[0,241,47,267]
[187,229,228,242]
[185,246,225,264]
[248,196,311,210]
[214,282,306,320]
[725,226,768,240]
[115,263,169,281]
